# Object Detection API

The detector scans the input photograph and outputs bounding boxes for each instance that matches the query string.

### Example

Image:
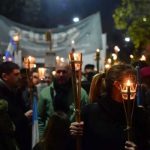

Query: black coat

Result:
[0,99,17,150]
[0,81,31,150]
[81,94,150,150]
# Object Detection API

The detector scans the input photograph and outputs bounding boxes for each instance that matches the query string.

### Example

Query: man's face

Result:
[55,66,71,84]
[4,69,21,88]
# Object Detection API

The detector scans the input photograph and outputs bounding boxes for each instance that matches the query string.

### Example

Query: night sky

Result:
[0,0,121,33]
[40,0,121,33]
[39,0,122,47]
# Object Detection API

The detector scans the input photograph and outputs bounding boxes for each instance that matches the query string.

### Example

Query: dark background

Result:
[0,0,132,62]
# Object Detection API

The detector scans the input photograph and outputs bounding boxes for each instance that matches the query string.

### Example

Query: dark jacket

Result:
[0,80,31,150]
[0,99,18,150]
[81,94,150,150]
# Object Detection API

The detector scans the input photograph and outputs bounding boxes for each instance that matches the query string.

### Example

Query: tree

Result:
[113,0,150,56]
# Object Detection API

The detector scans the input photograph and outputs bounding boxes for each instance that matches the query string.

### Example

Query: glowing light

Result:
[140,55,146,61]
[112,53,117,60]
[69,52,82,71]
[52,71,56,76]
[105,64,111,69]
[73,17,79,23]
[60,57,65,62]
[130,55,134,59]
[126,80,131,87]
[107,58,112,64]
[143,17,147,22]
[38,68,46,80]
[120,80,137,100]
[125,37,130,42]
[72,40,75,44]
[13,33,20,42]
[3,56,6,60]
[114,45,120,52]
[23,56,36,69]
[96,49,100,53]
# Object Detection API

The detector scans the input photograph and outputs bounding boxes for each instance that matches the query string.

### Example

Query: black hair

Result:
[84,64,95,70]
[0,62,19,78]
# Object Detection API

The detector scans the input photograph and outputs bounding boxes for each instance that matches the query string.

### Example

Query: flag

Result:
[32,96,39,148]
[5,37,16,61]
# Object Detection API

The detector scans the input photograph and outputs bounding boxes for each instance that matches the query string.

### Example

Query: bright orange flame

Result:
[126,80,131,87]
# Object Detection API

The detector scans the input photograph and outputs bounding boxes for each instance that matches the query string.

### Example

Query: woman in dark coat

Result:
[70,64,150,150]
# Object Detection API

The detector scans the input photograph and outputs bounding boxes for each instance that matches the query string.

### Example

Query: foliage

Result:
[113,0,150,49]
[128,17,150,48]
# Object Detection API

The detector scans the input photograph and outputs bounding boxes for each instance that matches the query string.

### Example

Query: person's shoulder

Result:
[81,87,89,96]
[82,94,108,113]
[41,82,54,93]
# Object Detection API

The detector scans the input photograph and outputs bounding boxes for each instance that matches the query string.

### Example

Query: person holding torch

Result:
[38,60,89,138]
[70,64,150,150]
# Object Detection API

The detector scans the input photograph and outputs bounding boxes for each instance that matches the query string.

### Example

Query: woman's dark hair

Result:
[105,64,136,94]
[42,111,70,150]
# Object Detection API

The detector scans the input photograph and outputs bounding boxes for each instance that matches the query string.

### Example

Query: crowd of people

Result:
[0,60,150,150]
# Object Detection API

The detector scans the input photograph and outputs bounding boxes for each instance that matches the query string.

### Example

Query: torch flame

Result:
[126,80,131,87]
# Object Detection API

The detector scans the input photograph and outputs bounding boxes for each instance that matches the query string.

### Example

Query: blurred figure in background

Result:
[44,72,52,86]
[89,72,106,103]
[30,69,40,89]
[36,72,53,99]
[81,64,96,94]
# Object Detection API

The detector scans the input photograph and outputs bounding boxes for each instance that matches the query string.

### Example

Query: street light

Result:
[114,45,120,53]
[125,37,130,42]
[73,17,80,23]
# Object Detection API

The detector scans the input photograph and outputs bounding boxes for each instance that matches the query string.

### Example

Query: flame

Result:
[126,80,131,87]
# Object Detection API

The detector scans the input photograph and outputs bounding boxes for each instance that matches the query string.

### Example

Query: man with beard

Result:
[38,61,89,137]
